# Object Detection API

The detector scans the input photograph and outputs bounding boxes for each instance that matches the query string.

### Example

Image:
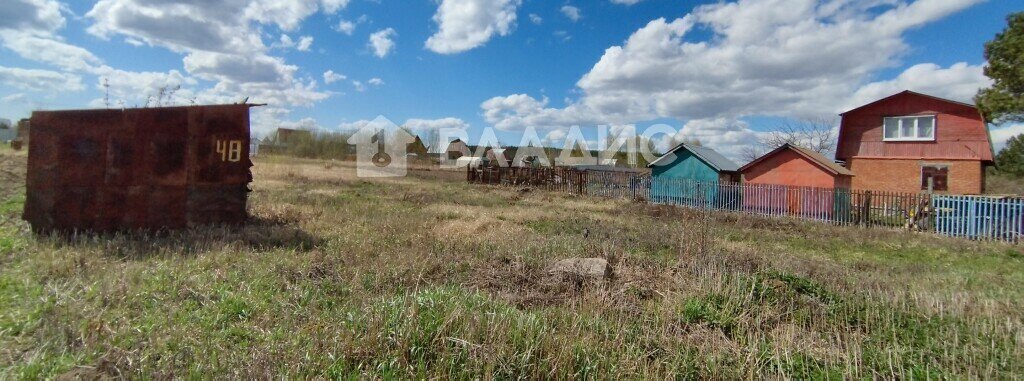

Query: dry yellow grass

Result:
[1,153,1022,378]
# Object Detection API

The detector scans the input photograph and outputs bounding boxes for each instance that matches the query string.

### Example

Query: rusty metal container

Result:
[23,104,254,232]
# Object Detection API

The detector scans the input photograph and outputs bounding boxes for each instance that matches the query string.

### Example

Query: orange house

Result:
[738,144,853,217]
[740,144,854,189]
[836,91,994,194]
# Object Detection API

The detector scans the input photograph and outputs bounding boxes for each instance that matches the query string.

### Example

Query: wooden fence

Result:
[468,166,1022,244]
[467,166,648,198]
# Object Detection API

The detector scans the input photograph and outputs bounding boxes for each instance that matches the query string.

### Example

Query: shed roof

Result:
[648,143,740,172]
[740,144,854,176]
[572,165,643,173]
[839,90,976,116]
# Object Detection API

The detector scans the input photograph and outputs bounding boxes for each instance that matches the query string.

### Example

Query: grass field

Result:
[1,151,1023,378]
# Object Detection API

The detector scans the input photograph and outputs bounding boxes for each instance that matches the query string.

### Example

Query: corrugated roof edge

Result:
[648,143,740,172]
[839,90,975,116]
[739,143,854,176]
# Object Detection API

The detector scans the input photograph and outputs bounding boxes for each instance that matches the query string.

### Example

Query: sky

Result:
[0,0,1021,161]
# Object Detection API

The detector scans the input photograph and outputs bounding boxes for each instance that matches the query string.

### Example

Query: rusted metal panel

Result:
[188,106,251,185]
[187,184,249,225]
[24,104,253,232]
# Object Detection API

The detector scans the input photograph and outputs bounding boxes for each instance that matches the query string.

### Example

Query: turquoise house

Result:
[647,143,740,206]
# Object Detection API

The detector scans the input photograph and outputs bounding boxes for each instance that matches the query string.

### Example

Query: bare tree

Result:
[742,117,838,162]
[421,128,441,153]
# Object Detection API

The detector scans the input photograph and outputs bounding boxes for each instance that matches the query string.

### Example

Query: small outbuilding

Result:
[444,139,472,161]
[647,143,740,204]
[739,144,853,189]
[738,144,854,218]
[649,143,740,182]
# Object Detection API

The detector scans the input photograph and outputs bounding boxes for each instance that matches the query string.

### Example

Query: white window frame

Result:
[883,115,936,142]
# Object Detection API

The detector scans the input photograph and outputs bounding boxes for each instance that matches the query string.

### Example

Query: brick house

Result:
[836,91,994,194]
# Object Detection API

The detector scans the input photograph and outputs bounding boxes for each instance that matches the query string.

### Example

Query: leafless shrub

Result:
[742,117,838,162]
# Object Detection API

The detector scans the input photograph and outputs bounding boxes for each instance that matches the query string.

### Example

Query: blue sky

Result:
[1,0,1021,160]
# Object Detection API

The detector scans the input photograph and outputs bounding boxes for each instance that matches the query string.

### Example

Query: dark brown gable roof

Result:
[839,90,977,116]
[739,144,854,176]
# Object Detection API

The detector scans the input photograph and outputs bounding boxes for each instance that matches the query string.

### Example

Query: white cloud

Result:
[83,0,335,108]
[0,65,83,92]
[352,77,385,92]
[336,20,356,35]
[482,0,983,159]
[1,93,27,103]
[369,28,397,58]
[482,94,606,130]
[278,34,295,48]
[560,5,581,22]
[296,35,313,51]
[425,0,521,54]
[338,119,372,130]
[991,124,1024,153]
[279,117,322,131]
[182,51,295,84]
[578,0,980,120]
[479,0,987,160]
[323,70,346,84]
[403,117,469,130]
[0,32,102,72]
[0,0,64,34]
[242,0,350,30]
[529,14,543,25]
[847,62,990,110]
[672,118,760,162]
[0,0,338,124]
[0,0,101,73]
[545,129,567,143]
[320,0,351,14]
[274,34,313,51]
[610,0,642,5]
[91,66,197,107]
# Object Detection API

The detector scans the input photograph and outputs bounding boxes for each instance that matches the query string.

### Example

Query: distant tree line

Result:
[279,130,356,160]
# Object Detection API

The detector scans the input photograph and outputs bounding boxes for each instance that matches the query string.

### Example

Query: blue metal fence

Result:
[647,177,927,228]
[933,195,1024,243]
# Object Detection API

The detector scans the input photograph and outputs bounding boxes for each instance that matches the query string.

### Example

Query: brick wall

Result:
[847,158,983,194]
